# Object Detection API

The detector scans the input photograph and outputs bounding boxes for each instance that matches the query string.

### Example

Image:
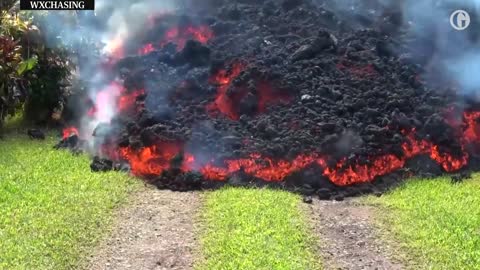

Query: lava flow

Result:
[207,62,246,120]
[160,25,214,51]
[62,127,80,140]
[138,25,215,55]
[114,122,474,186]
[207,63,292,120]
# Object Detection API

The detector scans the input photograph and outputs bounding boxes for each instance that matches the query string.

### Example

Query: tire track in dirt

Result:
[307,199,404,270]
[86,186,200,270]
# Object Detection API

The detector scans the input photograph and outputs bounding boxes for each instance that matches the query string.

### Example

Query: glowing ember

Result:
[463,111,480,143]
[207,62,246,120]
[118,89,145,113]
[118,142,183,176]
[62,127,79,139]
[257,82,292,113]
[160,25,214,51]
[207,66,291,120]
[138,43,155,55]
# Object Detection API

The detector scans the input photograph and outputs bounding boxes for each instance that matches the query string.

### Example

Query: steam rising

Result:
[319,0,480,95]
[36,0,178,150]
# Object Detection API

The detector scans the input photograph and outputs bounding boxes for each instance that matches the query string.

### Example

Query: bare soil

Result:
[85,186,200,270]
[307,199,404,270]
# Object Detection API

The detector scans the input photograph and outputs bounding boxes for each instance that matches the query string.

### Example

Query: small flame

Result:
[207,64,291,120]
[160,25,214,51]
[62,127,79,140]
[463,111,480,143]
[138,43,155,55]
[118,142,183,176]
[207,62,246,120]
[104,36,125,60]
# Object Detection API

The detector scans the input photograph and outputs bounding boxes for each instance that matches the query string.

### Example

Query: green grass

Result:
[198,187,321,270]
[367,176,480,269]
[0,133,139,269]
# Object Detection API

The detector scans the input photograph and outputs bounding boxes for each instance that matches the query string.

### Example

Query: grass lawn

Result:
[198,187,321,270]
[0,133,139,269]
[367,176,480,269]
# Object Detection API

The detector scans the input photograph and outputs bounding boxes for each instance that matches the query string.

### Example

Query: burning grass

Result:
[198,188,321,270]
[366,177,480,269]
[0,133,138,269]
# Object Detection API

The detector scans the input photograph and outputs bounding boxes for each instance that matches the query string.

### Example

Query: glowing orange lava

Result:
[207,65,292,120]
[118,89,145,113]
[62,127,80,139]
[138,43,155,55]
[118,142,183,176]
[463,111,480,143]
[160,25,214,51]
[207,62,246,120]
[114,122,475,186]
[257,82,292,113]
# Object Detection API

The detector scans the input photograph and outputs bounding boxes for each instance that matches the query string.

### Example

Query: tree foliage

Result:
[0,2,74,128]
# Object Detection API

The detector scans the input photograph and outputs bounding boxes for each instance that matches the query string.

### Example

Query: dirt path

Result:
[86,186,201,270]
[307,199,404,270]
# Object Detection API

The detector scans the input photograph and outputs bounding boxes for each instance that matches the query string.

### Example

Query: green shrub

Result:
[0,5,74,128]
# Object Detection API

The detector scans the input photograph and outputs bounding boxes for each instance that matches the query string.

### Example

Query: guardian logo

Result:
[450,10,470,30]
[20,0,94,10]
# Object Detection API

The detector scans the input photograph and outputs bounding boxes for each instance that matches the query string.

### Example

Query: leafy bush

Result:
[0,9,38,126]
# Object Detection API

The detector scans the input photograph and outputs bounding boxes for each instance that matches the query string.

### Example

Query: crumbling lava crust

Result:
[61,0,480,200]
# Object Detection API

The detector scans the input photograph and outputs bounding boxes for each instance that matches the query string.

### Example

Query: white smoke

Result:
[31,0,179,151]
[319,0,480,95]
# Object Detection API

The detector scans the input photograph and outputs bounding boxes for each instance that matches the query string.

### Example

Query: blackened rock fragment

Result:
[27,129,45,140]
[291,31,335,61]
[180,40,211,67]
[90,156,114,172]
[303,195,313,204]
[451,171,472,184]
[317,188,332,200]
[54,134,79,150]
[153,171,203,191]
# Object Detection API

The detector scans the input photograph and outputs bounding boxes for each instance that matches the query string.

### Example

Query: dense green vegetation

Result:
[0,3,73,128]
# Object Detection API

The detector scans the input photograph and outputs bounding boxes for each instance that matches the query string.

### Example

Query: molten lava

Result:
[206,64,291,120]
[463,111,480,143]
[118,142,184,176]
[62,127,80,139]
[207,62,246,120]
[112,122,474,187]
[160,25,214,51]
[138,43,155,55]
[257,82,292,113]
